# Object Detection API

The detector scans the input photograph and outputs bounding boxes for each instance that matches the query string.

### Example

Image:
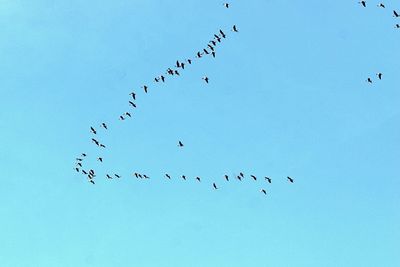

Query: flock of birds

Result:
[74,3,299,196]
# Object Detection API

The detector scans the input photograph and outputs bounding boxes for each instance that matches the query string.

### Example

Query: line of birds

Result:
[358,1,400,28]
[73,3,296,196]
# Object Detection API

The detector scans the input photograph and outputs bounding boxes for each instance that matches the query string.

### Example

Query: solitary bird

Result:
[377,3,385,8]
[142,85,148,93]
[125,112,131,117]
[250,175,257,181]
[89,180,95,185]
[165,174,171,179]
[182,175,187,180]
[265,177,272,183]
[178,141,184,147]
[97,157,103,162]
[219,29,226,38]
[261,189,267,195]
[100,144,106,148]
[396,24,400,28]
[223,3,229,8]
[287,176,294,183]
[232,25,238,32]
[101,123,107,129]
[129,92,136,100]
[115,174,121,179]
[106,174,112,179]
[237,175,242,181]
[90,127,97,134]
[119,115,125,120]
[202,76,209,83]
[187,59,192,64]
[92,138,99,146]
[239,172,244,178]
[196,176,201,182]
[359,1,366,7]
[224,175,229,181]
[377,73,383,80]
[81,153,87,157]
[367,77,373,83]
[394,10,399,17]
[213,183,218,190]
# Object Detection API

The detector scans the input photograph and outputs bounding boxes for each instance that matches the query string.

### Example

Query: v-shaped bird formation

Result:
[74,3,297,197]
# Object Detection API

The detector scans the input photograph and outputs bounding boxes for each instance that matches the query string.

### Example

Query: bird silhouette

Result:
[82,170,88,175]
[92,138,99,146]
[237,175,242,181]
[129,92,136,100]
[76,158,83,161]
[90,127,97,134]
[77,162,82,167]
[97,157,103,162]
[211,52,216,58]
[207,44,214,51]
[250,175,257,181]
[106,174,112,179]
[377,73,383,80]
[119,115,125,120]
[196,176,201,182]
[81,153,87,157]
[125,112,131,117]
[161,76,165,82]
[182,175,187,180]
[232,25,238,32]
[265,177,272,183]
[287,176,294,183]
[178,141,184,147]
[101,123,108,129]
[100,144,106,148]
[213,183,218,189]
[165,174,171,179]
[129,101,137,108]
[89,180,95,185]
[75,168,79,172]
[367,78,373,83]
[202,76,209,83]
[203,48,209,55]
[197,51,203,58]
[396,24,400,28]
[239,172,244,178]
[115,174,121,179]
[142,85,148,93]
[219,29,226,38]
[224,175,229,181]
[223,3,229,8]
[394,10,399,17]
[143,174,150,179]
[261,189,267,195]
[359,1,366,7]
[187,59,192,64]
[377,3,385,8]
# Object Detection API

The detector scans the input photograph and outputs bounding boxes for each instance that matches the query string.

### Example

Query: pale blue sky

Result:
[0,1,399,266]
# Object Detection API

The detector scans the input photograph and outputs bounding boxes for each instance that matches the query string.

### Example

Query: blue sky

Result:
[0,0,399,266]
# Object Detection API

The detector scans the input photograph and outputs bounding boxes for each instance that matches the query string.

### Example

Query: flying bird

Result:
[129,92,136,100]
[287,176,294,183]
[250,175,257,181]
[261,189,267,195]
[396,24,400,28]
[125,112,131,117]
[129,101,137,108]
[119,115,125,120]
[165,174,171,179]
[394,10,399,17]
[223,3,229,8]
[367,77,373,83]
[160,76,165,82]
[196,176,201,182]
[239,172,244,178]
[219,29,226,38]
[359,1,366,7]
[143,175,150,179]
[100,144,106,148]
[197,52,203,58]
[92,138,99,146]
[211,52,216,58]
[178,141,184,147]
[97,157,103,162]
[182,175,187,180]
[232,25,238,32]
[237,175,242,181]
[90,127,97,134]
[265,177,272,183]
[143,85,148,93]
[89,180,95,185]
[115,174,121,179]
[101,123,108,129]
[76,158,83,162]
[224,175,229,181]
[106,174,112,179]
[213,183,218,189]
[377,73,383,80]
[75,168,79,172]
[81,153,87,157]
[82,170,88,175]
[77,162,82,167]
[187,59,192,64]
[202,76,209,83]
[377,3,385,8]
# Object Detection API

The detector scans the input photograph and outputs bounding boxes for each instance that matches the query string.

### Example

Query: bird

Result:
[359,1,366,7]
[224,3,229,8]
[81,153,87,157]
[165,174,171,179]
[187,59,192,64]
[250,175,257,181]
[129,101,137,108]
[396,24,400,28]
[213,183,218,189]
[142,85,148,93]
[207,44,214,51]
[178,141,184,147]
[377,3,385,8]
[100,144,106,148]
[97,157,103,162]
[119,115,125,120]
[106,174,112,179]
[377,73,383,80]
[89,180,95,185]
[75,168,79,172]
[287,176,294,183]
[115,174,121,179]
[134,173,139,178]
[224,175,229,181]
[196,176,201,182]
[89,169,95,175]
[92,138,99,146]
[182,175,187,180]
[129,92,136,100]
[76,158,83,161]
[211,52,216,58]
[394,10,399,17]
[203,48,209,55]
[265,177,272,183]
[90,127,97,134]
[202,76,209,83]
[154,77,160,82]
[237,175,242,181]
[160,75,165,82]
[261,189,267,195]
[143,175,150,179]
[176,60,181,68]
[77,162,82,167]
[367,77,373,83]
[197,51,203,58]
[125,112,131,117]
[174,70,180,76]
[239,172,244,178]
[219,29,226,38]
[210,40,217,46]
[101,123,107,129]
[180,63,185,69]
[232,25,238,32]
[82,170,88,175]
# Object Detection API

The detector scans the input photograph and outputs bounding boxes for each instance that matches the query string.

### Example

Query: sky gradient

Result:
[0,1,399,266]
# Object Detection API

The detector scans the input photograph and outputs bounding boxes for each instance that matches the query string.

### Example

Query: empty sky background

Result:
[0,0,399,266]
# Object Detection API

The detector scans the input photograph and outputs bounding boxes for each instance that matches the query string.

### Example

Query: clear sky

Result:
[0,0,399,266]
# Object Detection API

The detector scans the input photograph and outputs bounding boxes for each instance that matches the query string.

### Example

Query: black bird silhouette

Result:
[203,49,209,55]
[265,177,272,183]
[377,73,383,80]
[197,51,203,58]
[176,60,181,68]
[100,144,106,148]
[208,44,214,51]
[97,157,103,162]
[219,29,226,38]
[129,92,136,100]
[90,127,97,134]
[81,153,87,157]
[174,70,180,76]
[223,3,229,8]
[367,78,373,83]
[232,25,238,32]
[196,176,201,182]
[182,175,187,180]
[213,183,218,189]
[210,40,217,46]
[89,180,95,185]
[119,115,125,120]
[89,169,95,175]
[161,76,165,82]
[125,112,131,117]
[359,1,366,7]
[77,162,82,167]
[76,158,83,161]
[180,63,185,69]
[202,76,209,83]
[396,24,400,28]
[178,141,184,147]
[143,174,150,179]
[224,175,229,181]
[187,59,192,64]
[134,173,139,178]
[155,77,160,82]
[250,175,257,181]
[261,189,267,195]
[377,3,385,8]
[211,52,216,58]
[92,138,99,146]
[138,174,143,178]
[106,174,112,179]
[287,176,294,183]
[239,172,244,178]
[82,170,88,175]
[165,174,171,179]
[394,10,399,17]
[75,168,79,172]
[101,123,108,129]
[115,174,121,179]
[237,175,242,181]
[143,85,148,93]
[129,101,137,108]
